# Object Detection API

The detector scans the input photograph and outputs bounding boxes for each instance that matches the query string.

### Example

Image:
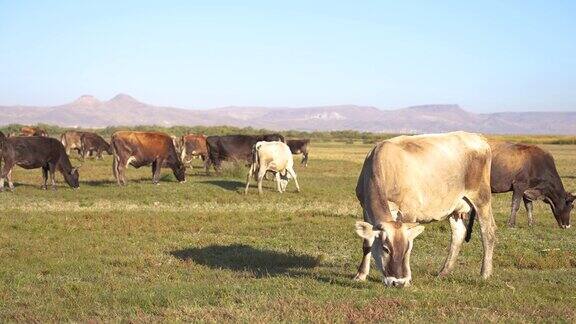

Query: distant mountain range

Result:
[1,94,575,134]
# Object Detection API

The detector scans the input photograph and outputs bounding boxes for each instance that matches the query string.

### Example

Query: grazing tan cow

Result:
[245,141,300,194]
[61,130,87,155]
[111,131,186,185]
[354,131,495,287]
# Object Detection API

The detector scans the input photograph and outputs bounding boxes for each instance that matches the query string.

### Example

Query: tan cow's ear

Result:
[355,221,381,240]
[524,189,543,201]
[408,225,425,240]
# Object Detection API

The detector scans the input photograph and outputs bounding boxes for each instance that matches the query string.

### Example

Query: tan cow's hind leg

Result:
[244,169,253,194]
[476,202,496,279]
[286,167,300,192]
[438,214,467,276]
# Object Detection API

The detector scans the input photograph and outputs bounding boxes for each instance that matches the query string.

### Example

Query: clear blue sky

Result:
[1,0,575,112]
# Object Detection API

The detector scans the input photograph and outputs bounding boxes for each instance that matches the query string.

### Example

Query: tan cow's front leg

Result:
[354,236,375,281]
[257,167,267,195]
[244,168,253,194]
[439,213,467,276]
[275,171,282,193]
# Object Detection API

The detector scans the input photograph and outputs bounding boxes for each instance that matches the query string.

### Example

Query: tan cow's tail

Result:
[251,144,260,179]
[463,196,476,242]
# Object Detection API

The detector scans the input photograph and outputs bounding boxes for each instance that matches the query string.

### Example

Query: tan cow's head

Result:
[355,220,424,287]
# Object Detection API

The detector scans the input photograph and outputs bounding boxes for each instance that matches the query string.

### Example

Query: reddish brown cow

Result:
[20,126,47,137]
[111,131,186,185]
[180,134,209,172]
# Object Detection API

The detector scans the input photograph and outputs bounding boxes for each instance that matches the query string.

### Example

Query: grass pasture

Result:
[0,142,575,322]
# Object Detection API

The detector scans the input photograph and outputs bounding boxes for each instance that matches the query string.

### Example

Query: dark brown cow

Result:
[286,139,310,167]
[111,131,186,185]
[0,131,5,158]
[206,134,285,173]
[0,136,79,191]
[180,134,209,171]
[490,141,575,228]
[80,133,112,159]
[20,126,47,137]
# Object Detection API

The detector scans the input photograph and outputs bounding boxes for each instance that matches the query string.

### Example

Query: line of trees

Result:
[1,123,575,145]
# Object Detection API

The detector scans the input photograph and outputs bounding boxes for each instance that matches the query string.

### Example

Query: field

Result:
[1,141,575,322]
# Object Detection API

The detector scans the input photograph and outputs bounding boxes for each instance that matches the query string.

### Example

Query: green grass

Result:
[1,142,575,322]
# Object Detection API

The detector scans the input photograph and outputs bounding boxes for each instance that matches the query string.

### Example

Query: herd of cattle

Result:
[0,127,573,287]
[0,127,310,190]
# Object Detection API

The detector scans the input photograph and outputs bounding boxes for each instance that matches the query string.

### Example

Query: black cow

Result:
[206,134,285,173]
[81,133,113,159]
[287,139,310,167]
[0,136,80,191]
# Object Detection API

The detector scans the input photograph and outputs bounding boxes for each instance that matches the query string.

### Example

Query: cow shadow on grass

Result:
[170,244,321,278]
[82,176,177,187]
[200,180,245,191]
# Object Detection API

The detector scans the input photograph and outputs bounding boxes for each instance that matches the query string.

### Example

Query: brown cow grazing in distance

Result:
[180,134,209,171]
[354,132,495,287]
[20,126,47,137]
[111,131,186,185]
[287,139,310,167]
[0,136,80,191]
[80,133,112,159]
[490,141,575,228]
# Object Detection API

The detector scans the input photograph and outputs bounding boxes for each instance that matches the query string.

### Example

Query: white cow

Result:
[245,141,300,194]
